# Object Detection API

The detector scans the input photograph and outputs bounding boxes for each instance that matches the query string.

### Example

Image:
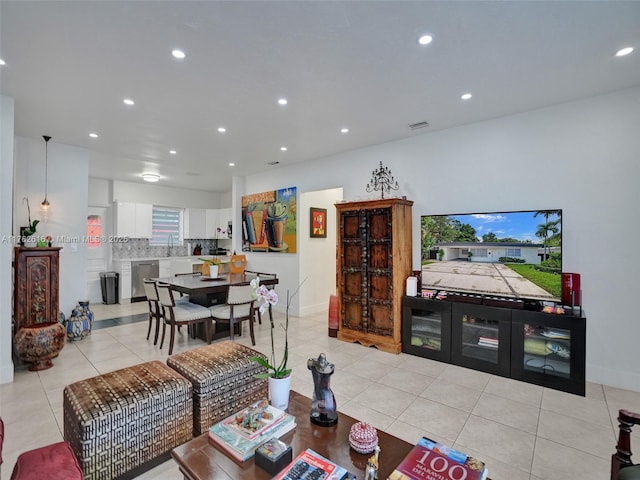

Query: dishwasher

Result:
[131,260,159,302]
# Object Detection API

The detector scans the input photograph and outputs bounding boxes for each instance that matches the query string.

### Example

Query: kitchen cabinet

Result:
[159,259,171,278]
[335,198,413,354]
[185,208,206,239]
[205,209,218,239]
[113,260,132,303]
[185,208,231,239]
[217,208,232,238]
[115,202,152,238]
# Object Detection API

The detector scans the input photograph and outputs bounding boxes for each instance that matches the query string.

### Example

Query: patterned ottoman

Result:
[63,361,192,480]
[167,341,269,435]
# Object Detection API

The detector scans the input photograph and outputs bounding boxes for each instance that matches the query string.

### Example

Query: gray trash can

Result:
[100,272,119,304]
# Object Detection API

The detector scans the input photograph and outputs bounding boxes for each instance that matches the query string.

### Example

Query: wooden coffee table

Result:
[172,390,414,479]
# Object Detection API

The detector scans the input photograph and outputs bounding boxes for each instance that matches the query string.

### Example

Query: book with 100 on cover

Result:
[387,437,488,480]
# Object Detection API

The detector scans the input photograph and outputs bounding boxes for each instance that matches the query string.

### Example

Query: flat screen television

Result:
[420,209,562,301]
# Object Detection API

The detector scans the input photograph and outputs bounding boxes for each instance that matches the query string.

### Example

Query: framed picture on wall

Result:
[310,207,327,238]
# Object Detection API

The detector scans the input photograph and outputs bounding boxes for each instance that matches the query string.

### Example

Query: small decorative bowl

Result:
[348,421,378,454]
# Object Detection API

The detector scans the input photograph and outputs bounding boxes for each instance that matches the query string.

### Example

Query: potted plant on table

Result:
[249,277,305,410]
[199,257,222,278]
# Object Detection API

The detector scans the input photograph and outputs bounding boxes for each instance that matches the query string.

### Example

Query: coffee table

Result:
[172,390,414,479]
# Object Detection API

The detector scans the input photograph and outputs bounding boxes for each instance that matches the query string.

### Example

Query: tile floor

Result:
[2,302,639,480]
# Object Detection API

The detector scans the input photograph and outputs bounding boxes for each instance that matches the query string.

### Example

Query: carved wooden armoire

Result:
[13,247,62,332]
[335,198,413,353]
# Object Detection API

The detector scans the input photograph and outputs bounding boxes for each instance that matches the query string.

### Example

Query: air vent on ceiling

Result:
[267,161,280,166]
[409,121,430,130]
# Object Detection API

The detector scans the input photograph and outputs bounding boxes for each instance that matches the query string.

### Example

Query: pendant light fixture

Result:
[41,135,51,211]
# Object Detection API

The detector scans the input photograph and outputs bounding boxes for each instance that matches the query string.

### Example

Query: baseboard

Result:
[299,302,328,317]
[587,364,640,393]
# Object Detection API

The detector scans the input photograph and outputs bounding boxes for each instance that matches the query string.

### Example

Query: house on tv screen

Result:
[430,242,560,264]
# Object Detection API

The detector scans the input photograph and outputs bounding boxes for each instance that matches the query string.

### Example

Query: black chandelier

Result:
[365,161,399,199]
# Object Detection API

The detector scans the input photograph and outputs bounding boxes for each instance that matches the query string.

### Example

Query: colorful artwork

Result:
[310,207,327,238]
[242,187,297,253]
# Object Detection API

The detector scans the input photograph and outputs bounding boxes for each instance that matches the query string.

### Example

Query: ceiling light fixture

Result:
[418,34,433,45]
[461,93,473,100]
[228,162,235,167]
[171,49,186,59]
[341,128,349,133]
[218,127,226,133]
[277,98,288,105]
[169,149,177,155]
[41,135,51,211]
[0,58,5,65]
[615,47,634,57]
[280,146,287,151]
[142,173,160,182]
[89,132,98,138]
[123,98,135,106]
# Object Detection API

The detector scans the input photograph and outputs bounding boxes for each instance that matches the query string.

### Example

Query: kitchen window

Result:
[150,206,183,246]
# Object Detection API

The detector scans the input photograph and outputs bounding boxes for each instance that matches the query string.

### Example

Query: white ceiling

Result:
[1,1,639,192]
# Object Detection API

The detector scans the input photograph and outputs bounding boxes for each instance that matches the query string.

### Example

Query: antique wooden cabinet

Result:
[13,247,62,332]
[335,198,413,353]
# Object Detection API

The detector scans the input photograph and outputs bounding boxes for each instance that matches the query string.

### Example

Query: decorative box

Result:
[348,422,378,454]
[255,438,292,475]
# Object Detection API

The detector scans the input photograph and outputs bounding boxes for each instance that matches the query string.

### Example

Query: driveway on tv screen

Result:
[421,261,555,300]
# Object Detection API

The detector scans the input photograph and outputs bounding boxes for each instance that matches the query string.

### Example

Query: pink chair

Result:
[1,417,83,480]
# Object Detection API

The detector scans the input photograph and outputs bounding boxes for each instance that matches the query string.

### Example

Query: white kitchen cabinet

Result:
[114,260,132,303]
[159,259,171,278]
[205,209,219,238]
[185,208,206,239]
[217,208,232,238]
[115,202,152,238]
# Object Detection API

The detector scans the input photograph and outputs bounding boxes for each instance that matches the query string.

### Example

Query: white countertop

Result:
[112,255,228,263]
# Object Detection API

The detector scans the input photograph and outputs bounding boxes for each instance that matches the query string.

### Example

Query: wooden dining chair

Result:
[208,284,256,345]
[156,283,215,355]
[143,279,162,345]
[228,255,247,274]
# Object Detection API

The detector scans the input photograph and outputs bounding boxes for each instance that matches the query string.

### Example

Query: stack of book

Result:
[274,448,351,480]
[208,400,296,462]
[388,436,488,480]
[477,336,499,349]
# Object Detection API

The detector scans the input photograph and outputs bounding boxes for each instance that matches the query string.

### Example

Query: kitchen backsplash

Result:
[112,238,231,259]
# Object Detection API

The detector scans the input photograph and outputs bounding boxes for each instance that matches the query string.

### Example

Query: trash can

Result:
[100,272,119,304]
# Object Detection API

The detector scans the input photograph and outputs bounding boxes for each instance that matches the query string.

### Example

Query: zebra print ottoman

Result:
[63,361,192,480]
[167,341,269,435]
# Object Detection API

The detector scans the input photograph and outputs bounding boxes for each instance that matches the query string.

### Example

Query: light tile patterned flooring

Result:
[2,302,639,480]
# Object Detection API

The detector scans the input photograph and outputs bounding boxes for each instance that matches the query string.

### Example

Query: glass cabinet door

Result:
[402,296,451,362]
[451,304,511,376]
[521,324,571,378]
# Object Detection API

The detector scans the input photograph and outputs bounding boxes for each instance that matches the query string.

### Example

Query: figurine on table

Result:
[364,445,380,480]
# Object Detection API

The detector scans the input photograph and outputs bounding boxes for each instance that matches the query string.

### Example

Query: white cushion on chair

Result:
[209,304,251,319]
[172,302,213,322]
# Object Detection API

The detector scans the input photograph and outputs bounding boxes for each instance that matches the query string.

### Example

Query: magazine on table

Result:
[387,436,488,480]
[274,448,350,480]
[221,399,288,440]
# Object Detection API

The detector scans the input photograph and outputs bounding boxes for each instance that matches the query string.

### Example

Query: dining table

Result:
[155,271,279,342]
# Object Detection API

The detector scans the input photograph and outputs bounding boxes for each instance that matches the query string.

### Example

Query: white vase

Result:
[268,375,291,410]
[209,265,219,278]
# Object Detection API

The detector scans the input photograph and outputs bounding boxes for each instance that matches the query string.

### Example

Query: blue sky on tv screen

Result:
[448,211,561,243]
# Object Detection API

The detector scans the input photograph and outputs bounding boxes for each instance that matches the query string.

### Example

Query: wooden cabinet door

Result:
[339,209,365,332]
[366,208,394,337]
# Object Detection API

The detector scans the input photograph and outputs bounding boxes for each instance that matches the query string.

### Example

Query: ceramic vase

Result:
[78,300,94,332]
[14,323,66,371]
[66,305,91,341]
[268,375,291,410]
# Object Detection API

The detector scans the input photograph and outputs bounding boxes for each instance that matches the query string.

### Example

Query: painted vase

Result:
[66,304,91,341]
[78,300,94,332]
[14,323,66,371]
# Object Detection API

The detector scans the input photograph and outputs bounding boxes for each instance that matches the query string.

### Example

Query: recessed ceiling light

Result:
[615,47,634,57]
[280,146,287,151]
[169,149,177,155]
[228,162,235,167]
[461,93,473,100]
[123,98,135,106]
[171,49,186,59]
[418,35,433,46]
[340,128,349,134]
[277,98,288,106]
[218,127,227,133]
[142,173,160,182]
[0,58,5,65]
[89,132,99,138]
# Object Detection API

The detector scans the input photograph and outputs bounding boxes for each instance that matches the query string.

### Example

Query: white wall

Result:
[0,96,15,384]
[299,188,342,316]
[240,86,640,392]
[112,180,222,208]
[13,136,89,317]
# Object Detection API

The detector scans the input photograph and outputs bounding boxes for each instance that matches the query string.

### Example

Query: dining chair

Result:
[228,255,247,274]
[156,283,215,355]
[208,284,256,345]
[143,279,162,345]
[244,271,278,325]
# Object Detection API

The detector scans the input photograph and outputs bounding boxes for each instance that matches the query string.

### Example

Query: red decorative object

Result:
[13,323,66,371]
[328,295,339,337]
[561,272,581,306]
[348,421,378,454]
